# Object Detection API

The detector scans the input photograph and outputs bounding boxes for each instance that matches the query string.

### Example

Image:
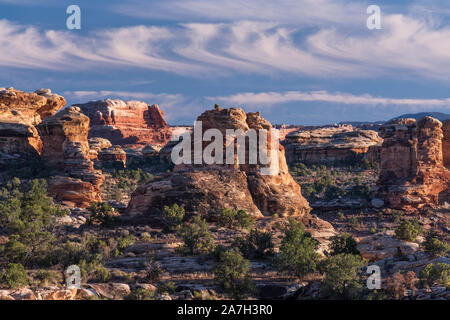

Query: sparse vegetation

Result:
[275,219,320,279]
[217,208,254,230]
[326,233,359,256]
[178,216,214,255]
[213,249,256,299]
[394,219,422,242]
[233,229,274,259]
[423,231,449,258]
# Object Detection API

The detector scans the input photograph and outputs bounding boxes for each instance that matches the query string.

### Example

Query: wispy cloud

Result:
[209,90,450,109]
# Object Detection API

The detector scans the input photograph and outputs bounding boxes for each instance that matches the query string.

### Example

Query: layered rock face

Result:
[0,88,65,162]
[376,117,450,211]
[37,107,104,207]
[127,107,311,219]
[97,146,127,168]
[283,126,382,164]
[443,120,450,169]
[75,100,172,147]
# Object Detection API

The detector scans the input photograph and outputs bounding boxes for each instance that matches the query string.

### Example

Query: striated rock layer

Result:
[376,117,450,212]
[0,88,65,162]
[443,120,450,169]
[283,126,382,164]
[127,107,311,219]
[37,107,104,207]
[74,99,172,147]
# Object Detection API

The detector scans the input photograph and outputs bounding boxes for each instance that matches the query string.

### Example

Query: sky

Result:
[1,0,450,125]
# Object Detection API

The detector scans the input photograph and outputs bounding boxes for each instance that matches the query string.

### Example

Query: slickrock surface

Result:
[283,126,382,164]
[376,117,450,212]
[0,88,65,161]
[37,107,104,207]
[127,107,312,219]
[443,120,450,169]
[75,99,172,146]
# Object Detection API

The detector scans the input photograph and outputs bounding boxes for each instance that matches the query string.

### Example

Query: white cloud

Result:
[209,90,450,109]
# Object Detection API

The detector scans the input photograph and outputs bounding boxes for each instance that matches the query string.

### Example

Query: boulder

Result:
[357,235,420,261]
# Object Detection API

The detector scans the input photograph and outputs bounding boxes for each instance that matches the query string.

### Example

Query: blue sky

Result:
[1,0,450,125]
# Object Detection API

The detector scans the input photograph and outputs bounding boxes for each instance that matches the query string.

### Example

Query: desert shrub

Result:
[1,263,29,289]
[348,216,362,230]
[0,179,68,266]
[87,202,117,226]
[125,288,155,300]
[141,232,152,242]
[178,216,214,255]
[34,269,61,287]
[419,263,450,288]
[79,259,110,282]
[217,208,254,230]
[326,233,360,256]
[145,254,165,283]
[290,162,312,177]
[391,209,404,223]
[162,204,185,233]
[385,271,417,299]
[394,219,422,242]
[275,219,320,279]
[157,281,177,294]
[233,229,274,259]
[213,249,256,299]
[320,253,364,299]
[117,235,136,251]
[423,231,449,258]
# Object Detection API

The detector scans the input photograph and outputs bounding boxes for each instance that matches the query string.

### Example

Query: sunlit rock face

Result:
[37,107,104,208]
[376,117,450,212]
[127,106,311,219]
[75,99,172,147]
[283,126,382,165]
[0,88,65,162]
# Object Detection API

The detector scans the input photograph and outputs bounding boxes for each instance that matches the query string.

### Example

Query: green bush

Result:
[162,204,185,233]
[423,231,449,258]
[0,179,68,266]
[1,263,29,289]
[275,219,320,279]
[125,288,156,300]
[87,202,117,226]
[394,219,422,242]
[178,216,214,255]
[419,263,449,288]
[213,249,256,299]
[327,233,360,256]
[320,253,364,299]
[233,229,274,259]
[217,208,254,230]
[79,259,111,282]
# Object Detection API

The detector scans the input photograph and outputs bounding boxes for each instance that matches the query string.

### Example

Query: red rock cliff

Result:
[75,99,172,146]
[376,117,450,212]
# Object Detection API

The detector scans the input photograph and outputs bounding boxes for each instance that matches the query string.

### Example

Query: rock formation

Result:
[74,99,172,147]
[0,88,65,162]
[443,120,450,169]
[283,126,382,164]
[127,107,311,219]
[375,117,450,212]
[97,146,127,168]
[37,107,104,207]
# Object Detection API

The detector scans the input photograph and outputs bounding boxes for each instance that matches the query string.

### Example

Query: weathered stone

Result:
[283,125,382,164]
[75,100,172,146]
[127,107,311,218]
[357,235,420,261]
[376,117,450,212]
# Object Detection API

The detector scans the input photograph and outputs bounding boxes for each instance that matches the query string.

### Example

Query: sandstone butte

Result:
[283,125,382,164]
[0,88,66,162]
[37,107,104,208]
[375,116,450,212]
[127,107,319,221]
[74,99,172,147]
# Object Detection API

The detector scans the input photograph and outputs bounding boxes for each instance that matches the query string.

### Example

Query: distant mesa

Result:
[73,99,172,147]
[283,125,382,165]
